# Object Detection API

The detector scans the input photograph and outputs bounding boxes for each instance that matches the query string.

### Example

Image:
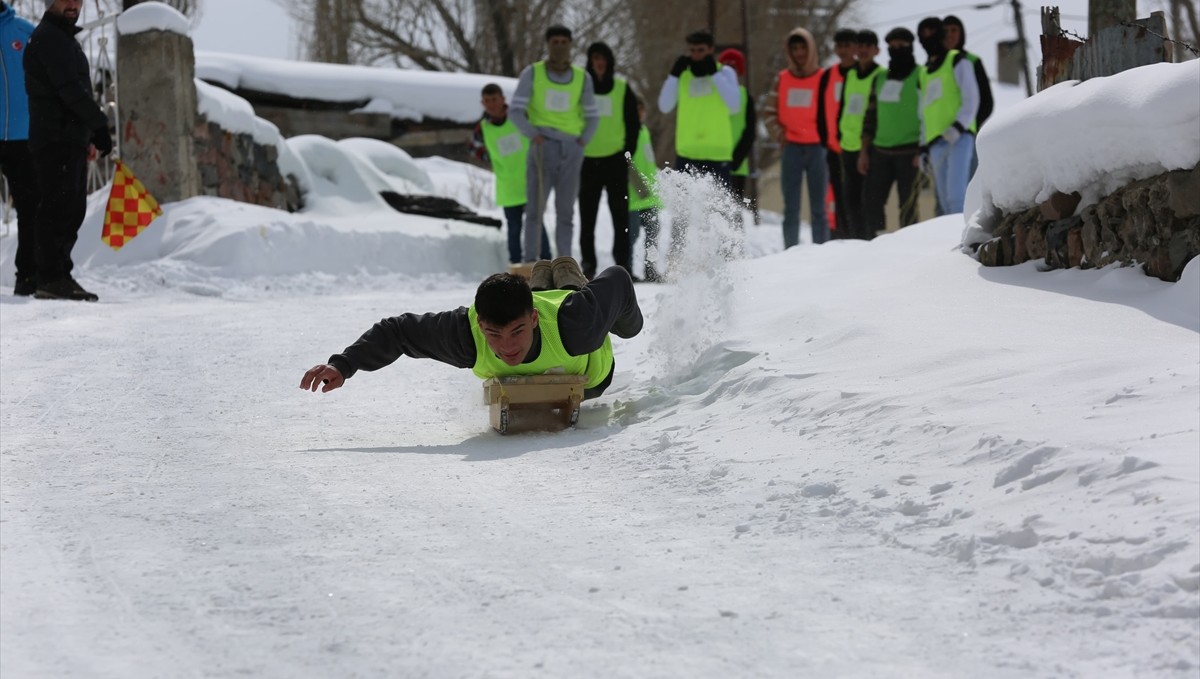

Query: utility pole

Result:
[1089,0,1136,35]
[1010,0,1035,96]
[708,0,717,35]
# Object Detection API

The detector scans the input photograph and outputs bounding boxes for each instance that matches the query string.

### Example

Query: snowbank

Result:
[966,60,1200,238]
[196,51,517,124]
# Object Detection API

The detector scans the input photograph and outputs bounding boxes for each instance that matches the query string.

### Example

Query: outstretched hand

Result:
[300,364,345,393]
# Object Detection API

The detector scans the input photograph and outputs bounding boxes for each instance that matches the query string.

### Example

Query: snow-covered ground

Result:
[2,24,1199,674]
[2,168,1198,676]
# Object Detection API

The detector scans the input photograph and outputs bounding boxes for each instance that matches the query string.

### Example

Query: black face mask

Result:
[690,54,718,77]
[920,34,946,58]
[888,45,916,72]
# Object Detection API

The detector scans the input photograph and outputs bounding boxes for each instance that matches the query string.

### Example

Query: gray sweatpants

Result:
[524,137,585,262]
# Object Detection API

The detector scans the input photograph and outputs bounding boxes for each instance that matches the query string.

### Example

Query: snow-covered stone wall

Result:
[964,60,1200,281]
[192,118,301,212]
[975,165,1200,281]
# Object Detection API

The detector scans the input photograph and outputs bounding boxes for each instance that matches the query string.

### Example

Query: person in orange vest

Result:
[764,27,830,248]
[818,28,857,239]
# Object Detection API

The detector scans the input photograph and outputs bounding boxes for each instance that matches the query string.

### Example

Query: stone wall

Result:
[192,119,302,212]
[975,164,1200,282]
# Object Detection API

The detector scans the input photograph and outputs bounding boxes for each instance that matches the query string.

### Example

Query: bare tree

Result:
[278,0,630,75]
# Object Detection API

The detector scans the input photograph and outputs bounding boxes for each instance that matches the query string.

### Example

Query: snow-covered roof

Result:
[195,51,517,125]
[117,1,190,36]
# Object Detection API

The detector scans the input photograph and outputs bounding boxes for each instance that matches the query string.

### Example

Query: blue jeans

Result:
[781,142,829,247]
[929,133,975,215]
[504,204,550,264]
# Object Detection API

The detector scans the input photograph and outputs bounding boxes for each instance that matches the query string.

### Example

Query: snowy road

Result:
[2,221,1198,678]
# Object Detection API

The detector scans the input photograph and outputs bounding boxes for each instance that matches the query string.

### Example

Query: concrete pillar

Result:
[117,28,201,205]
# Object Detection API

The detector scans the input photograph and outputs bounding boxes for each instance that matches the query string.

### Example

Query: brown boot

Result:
[551,256,588,290]
[529,260,554,291]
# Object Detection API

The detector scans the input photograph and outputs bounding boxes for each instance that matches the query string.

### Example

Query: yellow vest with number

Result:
[675,65,734,162]
[528,62,586,136]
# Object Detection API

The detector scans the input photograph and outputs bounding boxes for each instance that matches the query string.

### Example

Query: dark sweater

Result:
[328,266,644,379]
[23,11,107,148]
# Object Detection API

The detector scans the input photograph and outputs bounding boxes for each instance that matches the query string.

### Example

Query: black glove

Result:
[690,55,718,77]
[92,127,113,157]
[670,55,690,77]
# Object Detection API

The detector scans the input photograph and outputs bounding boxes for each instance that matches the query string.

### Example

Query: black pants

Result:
[864,148,920,238]
[31,143,89,285]
[0,141,41,283]
[840,151,869,240]
[579,153,630,276]
[830,151,849,239]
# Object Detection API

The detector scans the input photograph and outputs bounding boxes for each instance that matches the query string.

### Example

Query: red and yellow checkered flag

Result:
[102,160,163,251]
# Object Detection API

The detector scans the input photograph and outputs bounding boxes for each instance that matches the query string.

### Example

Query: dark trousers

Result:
[864,148,920,238]
[826,150,847,239]
[579,153,630,275]
[0,140,41,283]
[675,156,731,188]
[32,143,88,284]
[840,150,869,240]
[503,204,550,264]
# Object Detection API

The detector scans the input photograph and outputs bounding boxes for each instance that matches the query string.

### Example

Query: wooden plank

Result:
[1069,13,1170,80]
[482,375,587,406]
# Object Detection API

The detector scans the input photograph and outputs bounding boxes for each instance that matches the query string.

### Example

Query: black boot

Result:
[35,276,99,302]
[14,276,36,296]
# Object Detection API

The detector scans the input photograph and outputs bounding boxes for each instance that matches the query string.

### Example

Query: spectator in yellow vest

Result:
[578,41,639,279]
[627,100,664,282]
[657,30,741,261]
[943,15,994,181]
[838,29,883,240]
[859,28,924,237]
[818,28,858,240]
[469,83,552,265]
[657,29,740,186]
[509,25,600,265]
[917,17,979,216]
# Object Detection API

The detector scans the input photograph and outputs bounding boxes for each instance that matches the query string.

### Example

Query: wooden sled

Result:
[482,375,587,434]
[507,262,534,280]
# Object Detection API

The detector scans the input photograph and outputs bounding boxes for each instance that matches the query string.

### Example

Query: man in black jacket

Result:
[578,41,638,279]
[24,0,113,302]
[300,260,644,403]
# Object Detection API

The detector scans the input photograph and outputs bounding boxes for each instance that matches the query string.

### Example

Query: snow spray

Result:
[641,165,745,383]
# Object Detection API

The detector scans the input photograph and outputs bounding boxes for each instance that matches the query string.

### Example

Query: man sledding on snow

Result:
[300,258,643,401]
